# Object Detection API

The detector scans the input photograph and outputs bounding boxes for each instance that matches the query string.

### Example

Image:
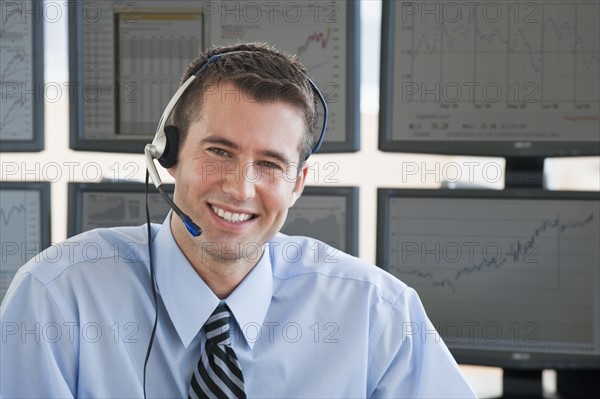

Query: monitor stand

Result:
[504,157,545,189]
[556,369,600,399]
[501,369,545,398]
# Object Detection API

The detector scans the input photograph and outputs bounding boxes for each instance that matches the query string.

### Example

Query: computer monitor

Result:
[68,0,360,153]
[204,0,360,153]
[282,186,359,256]
[377,188,600,395]
[0,0,45,152]
[0,181,51,302]
[379,0,600,157]
[67,182,174,237]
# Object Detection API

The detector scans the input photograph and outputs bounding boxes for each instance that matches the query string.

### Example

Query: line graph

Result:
[403,2,599,103]
[383,196,599,353]
[0,0,34,140]
[206,0,347,143]
[448,213,594,291]
[0,189,41,301]
[282,195,346,250]
[0,3,25,39]
[388,199,597,291]
[297,28,332,57]
[391,1,599,143]
[1,52,27,81]
[0,203,26,226]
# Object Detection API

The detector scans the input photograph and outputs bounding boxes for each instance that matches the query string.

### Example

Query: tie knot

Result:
[204,303,232,345]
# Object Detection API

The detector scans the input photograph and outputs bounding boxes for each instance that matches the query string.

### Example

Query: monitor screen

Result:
[379,0,600,157]
[69,0,359,153]
[67,182,174,237]
[0,0,45,152]
[376,188,600,371]
[0,182,51,301]
[282,186,359,255]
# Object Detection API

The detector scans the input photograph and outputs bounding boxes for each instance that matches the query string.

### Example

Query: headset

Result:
[141,50,328,398]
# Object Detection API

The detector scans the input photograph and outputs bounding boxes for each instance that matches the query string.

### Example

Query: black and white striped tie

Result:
[189,303,246,399]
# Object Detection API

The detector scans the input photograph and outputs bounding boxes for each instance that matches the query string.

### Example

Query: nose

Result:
[221,163,256,201]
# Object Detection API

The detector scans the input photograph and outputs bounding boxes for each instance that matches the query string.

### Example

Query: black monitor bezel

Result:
[323,0,361,153]
[68,1,360,154]
[0,10,45,152]
[376,187,600,369]
[67,181,174,238]
[378,0,600,157]
[286,185,359,256]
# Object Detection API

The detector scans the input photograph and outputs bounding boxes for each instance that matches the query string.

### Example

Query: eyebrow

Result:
[201,135,293,165]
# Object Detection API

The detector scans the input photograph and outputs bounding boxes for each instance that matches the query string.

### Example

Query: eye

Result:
[209,147,230,157]
[257,160,283,170]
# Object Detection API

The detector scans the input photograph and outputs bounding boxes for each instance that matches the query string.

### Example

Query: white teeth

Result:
[211,205,253,223]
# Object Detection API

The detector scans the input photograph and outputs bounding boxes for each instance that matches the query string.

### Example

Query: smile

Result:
[210,204,255,223]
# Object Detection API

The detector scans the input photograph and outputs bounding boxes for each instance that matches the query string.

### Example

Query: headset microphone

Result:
[144,143,202,237]
[144,61,208,237]
[143,55,227,238]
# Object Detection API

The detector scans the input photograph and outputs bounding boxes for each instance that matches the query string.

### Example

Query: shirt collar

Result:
[153,214,273,349]
[224,245,272,350]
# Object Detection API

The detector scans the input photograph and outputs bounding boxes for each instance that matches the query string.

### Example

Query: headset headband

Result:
[149,50,328,163]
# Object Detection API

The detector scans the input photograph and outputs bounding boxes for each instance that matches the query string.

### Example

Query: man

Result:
[1,43,475,398]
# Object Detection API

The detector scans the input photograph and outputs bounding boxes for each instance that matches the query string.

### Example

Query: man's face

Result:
[170,82,307,262]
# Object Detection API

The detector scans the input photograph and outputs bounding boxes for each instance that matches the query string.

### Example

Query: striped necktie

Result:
[189,303,246,399]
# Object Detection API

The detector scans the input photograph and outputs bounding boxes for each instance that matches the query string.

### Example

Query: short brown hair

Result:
[171,42,318,164]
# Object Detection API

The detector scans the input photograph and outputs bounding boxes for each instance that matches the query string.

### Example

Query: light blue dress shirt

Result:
[1,215,475,398]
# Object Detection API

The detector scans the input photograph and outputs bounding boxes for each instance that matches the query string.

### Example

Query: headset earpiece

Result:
[158,125,179,168]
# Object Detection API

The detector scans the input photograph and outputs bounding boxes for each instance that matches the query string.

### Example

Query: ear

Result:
[289,163,308,207]
[167,164,177,178]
